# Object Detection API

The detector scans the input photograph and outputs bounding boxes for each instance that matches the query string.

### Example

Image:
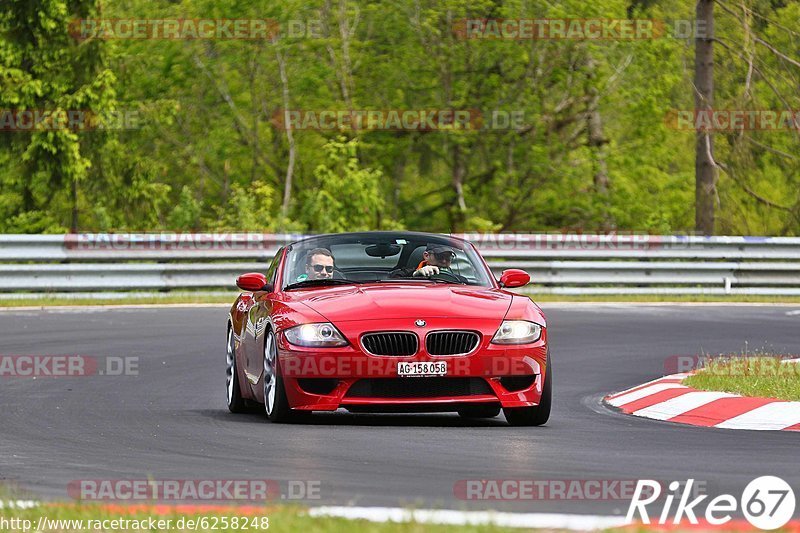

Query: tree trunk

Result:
[585,54,611,230]
[336,0,356,110]
[249,50,260,184]
[71,176,78,233]
[323,0,357,110]
[695,0,715,235]
[451,143,467,230]
[392,153,407,222]
[222,159,230,202]
[275,47,296,227]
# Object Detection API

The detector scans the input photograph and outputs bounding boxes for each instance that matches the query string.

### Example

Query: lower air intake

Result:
[345,377,493,398]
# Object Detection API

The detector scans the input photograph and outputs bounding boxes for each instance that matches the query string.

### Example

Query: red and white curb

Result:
[605,372,800,431]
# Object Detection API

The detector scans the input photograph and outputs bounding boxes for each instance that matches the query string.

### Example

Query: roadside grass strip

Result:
[5,293,800,309]
[1,500,626,533]
[684,356,800,402]
[309,506,800,532]
[4,501,800,532]
[605,358,800,431]
[308,506,629,530]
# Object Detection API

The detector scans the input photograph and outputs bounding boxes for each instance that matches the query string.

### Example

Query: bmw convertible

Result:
[226,231,551,426]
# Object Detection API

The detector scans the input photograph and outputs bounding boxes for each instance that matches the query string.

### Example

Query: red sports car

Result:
[226,231,551,426]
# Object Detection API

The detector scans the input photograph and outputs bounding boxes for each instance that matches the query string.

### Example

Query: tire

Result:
[226,325,247,413]
[503,351,552,427]
[263,330,307,423]
[457,404,501,419]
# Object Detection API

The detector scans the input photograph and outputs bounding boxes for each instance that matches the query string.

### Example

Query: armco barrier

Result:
[1,233,799,295]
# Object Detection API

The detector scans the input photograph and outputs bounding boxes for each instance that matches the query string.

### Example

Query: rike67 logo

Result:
[627,476,796,530]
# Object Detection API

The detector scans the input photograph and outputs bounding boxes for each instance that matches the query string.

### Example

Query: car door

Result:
[243,248,283,388]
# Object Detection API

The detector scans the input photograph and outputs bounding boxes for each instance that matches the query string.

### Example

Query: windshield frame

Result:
[280,232,495,290]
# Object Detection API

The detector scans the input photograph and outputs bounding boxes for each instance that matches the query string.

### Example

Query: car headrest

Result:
[406,245,426,269]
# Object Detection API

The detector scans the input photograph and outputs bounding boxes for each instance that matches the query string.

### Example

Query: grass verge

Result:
[528,294,800,304]
[0,295,237,308]
[1,292,800,308]
[0,501,561,533]
[683,356,800,401]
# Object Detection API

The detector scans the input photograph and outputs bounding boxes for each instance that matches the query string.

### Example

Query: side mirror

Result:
[236,272,271,292]
[499,269,530,289]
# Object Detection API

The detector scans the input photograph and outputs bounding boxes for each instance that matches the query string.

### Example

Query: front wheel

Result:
[263,330,306,423]
[503,352,552,427]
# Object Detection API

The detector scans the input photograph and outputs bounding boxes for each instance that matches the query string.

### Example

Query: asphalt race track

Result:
[1,304,799,516]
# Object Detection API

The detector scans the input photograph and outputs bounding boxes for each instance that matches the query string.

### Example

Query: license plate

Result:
[397,361,447,377]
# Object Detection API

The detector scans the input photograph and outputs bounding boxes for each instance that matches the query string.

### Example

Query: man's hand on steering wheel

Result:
[413,265,440,277]
[413,264,465,283]
[429,269,466,283]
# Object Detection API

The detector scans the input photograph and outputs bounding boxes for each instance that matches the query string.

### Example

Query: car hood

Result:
[283,283,513,322]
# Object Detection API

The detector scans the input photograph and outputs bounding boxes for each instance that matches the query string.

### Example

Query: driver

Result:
[392,244,457,278]
[305,248,335,280]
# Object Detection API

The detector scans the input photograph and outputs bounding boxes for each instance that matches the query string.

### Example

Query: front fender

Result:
[503,295,547,327]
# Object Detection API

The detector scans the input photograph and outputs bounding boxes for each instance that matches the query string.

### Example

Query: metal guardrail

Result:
[1,233,800,295]
[5,234,800,260]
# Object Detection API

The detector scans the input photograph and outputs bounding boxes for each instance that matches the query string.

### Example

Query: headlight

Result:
[284,323,348,347]
[491,320,542,344]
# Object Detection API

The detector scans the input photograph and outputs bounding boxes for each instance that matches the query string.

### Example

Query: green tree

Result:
[0,0,116,232]
[303,137,387,232]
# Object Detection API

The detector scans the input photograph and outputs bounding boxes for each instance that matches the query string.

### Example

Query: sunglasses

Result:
[312,264,334,273]
[432,251,455,261]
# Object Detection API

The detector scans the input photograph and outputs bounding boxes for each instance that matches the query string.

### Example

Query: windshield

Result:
[282,233,493,289]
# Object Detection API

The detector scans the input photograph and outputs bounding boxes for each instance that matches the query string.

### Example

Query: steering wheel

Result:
[429,270,466,283]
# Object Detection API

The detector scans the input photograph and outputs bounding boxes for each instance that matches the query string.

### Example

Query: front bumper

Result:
[276,323,548,412]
